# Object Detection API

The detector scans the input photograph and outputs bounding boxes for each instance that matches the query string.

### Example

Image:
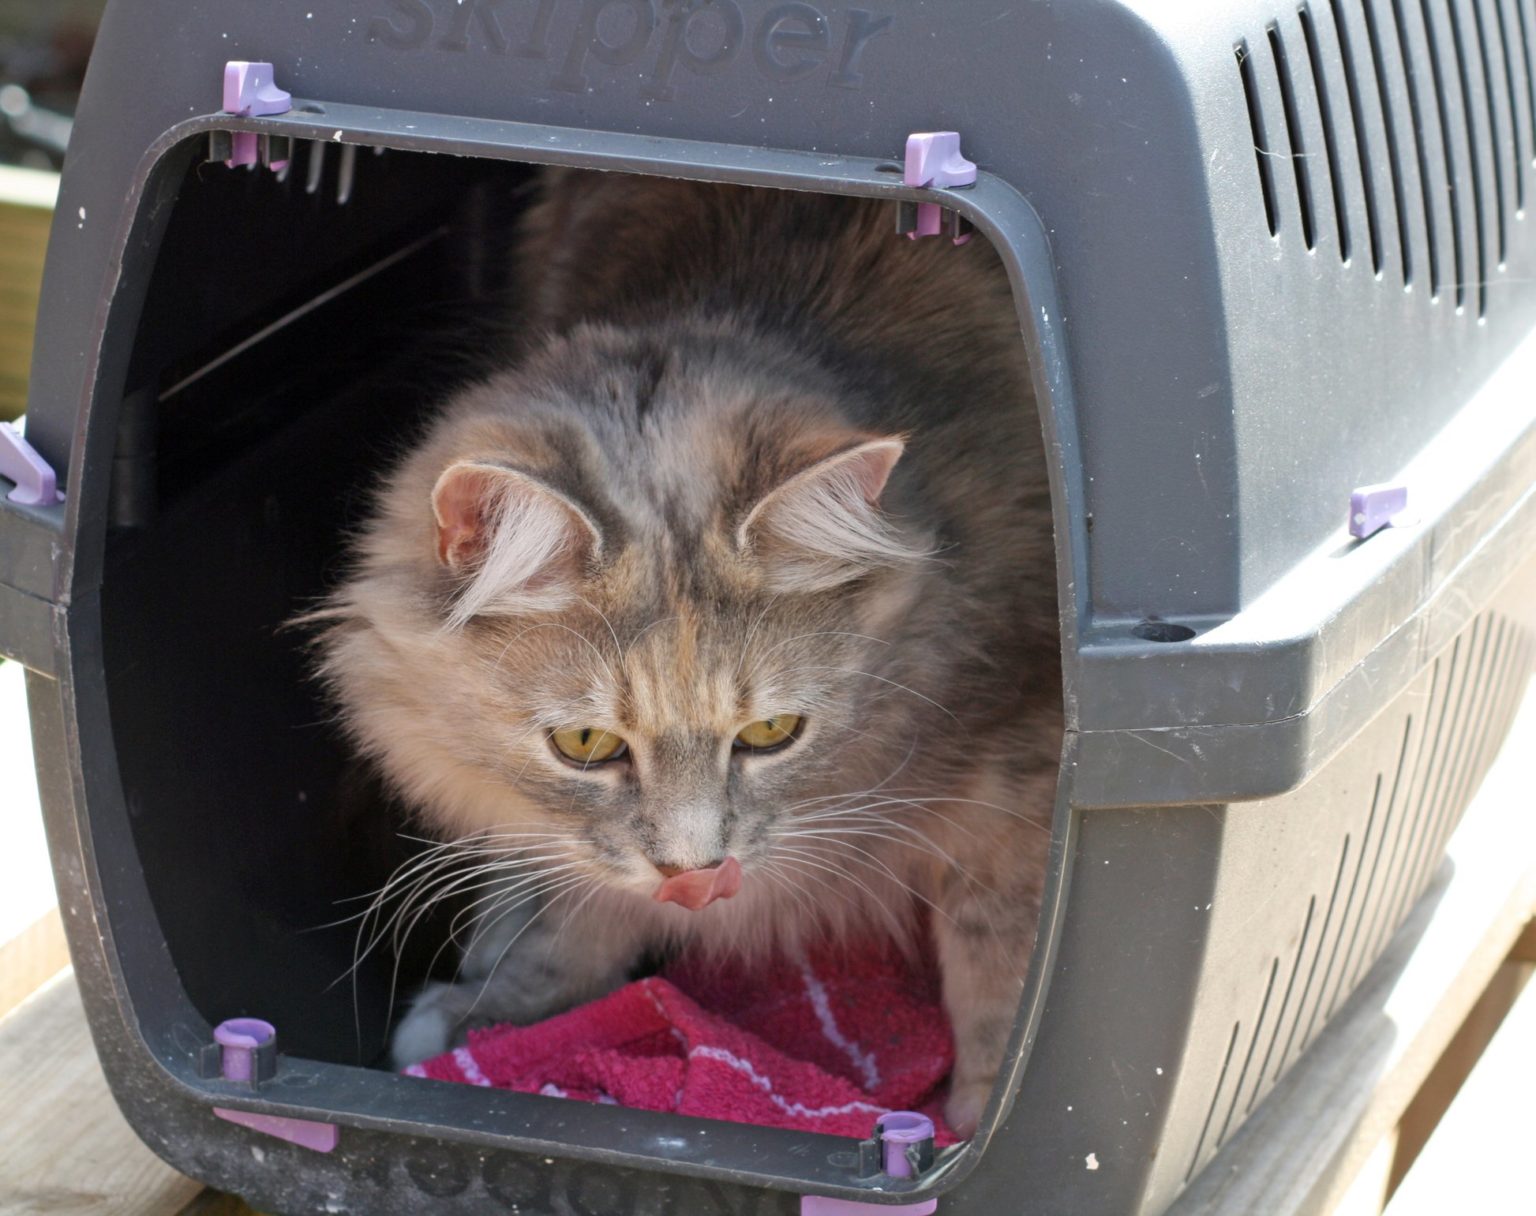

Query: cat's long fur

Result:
[314,170,1061,1135]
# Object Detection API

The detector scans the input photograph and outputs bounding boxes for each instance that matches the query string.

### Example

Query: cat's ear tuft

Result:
[738,437,928,592]
[431,462,600,623]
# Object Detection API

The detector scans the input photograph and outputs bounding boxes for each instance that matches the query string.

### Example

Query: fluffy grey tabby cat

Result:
[313,169,1060,1136]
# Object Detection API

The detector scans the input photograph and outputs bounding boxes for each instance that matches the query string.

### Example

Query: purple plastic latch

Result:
[214,1017,276,1083]
[223,60,292,116]
[902,133,976,244]
[0,420,64,506]
[1349,482,1410,540]
[208,1018,338,1153]
[801,1112,939,1216]
[222,61,291,169]
[875,1111,934,1179]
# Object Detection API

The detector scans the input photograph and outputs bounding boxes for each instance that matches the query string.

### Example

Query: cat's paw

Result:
[944,1078,995,1140]
[391,981,461,1069]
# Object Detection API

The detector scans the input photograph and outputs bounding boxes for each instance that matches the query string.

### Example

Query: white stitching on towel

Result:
[453,1046,493,1087]
[689,1045,887,1120]
[799,957,881,1091]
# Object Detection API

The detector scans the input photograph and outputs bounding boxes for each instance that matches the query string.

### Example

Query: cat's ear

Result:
[738,437,926,592]
[432,461,600,623]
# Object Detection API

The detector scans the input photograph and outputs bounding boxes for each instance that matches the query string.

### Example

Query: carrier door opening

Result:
[101,140,1063,1173]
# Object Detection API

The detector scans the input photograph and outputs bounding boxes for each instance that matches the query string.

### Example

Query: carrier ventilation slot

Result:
[1238,0,1536,318]
[1185,610,1530,1179]
[1239,41,1282,236]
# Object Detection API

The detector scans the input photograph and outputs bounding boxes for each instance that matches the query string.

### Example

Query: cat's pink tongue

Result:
[653,857,743,911]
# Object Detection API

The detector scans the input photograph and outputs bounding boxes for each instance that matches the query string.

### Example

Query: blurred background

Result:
[0,0,104,420]
[0,0,102,991]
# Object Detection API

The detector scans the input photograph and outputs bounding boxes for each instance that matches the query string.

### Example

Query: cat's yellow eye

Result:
[550,727,628,765]
[734,715,803,752]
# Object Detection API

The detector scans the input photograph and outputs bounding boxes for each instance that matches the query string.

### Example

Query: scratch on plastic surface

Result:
[1130,732,1191,765]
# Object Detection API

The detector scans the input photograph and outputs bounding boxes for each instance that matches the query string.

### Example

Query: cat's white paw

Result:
[391,981,460,1069]
[944,1078,994,1140]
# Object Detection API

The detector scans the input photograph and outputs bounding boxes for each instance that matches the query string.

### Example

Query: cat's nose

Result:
[653,859,729,879]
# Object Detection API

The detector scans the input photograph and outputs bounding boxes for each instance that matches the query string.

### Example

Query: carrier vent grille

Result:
[1186,610,1531,1180]
[1238,0,1536,318]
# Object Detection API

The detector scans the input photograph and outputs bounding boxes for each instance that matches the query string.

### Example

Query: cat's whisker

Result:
[326,842,576,925]
[327,847,577,972]
[775,666,960,723]
[548,877,606,953]
[786,805,987,854]
[775,836,960,928]
[777,817,1010,944]
[394,869,591,1015]
[490,619,620,687]
[460,875,591,1017]
[337,831,576,908]
[739,630,891,684]
[387,874,592,1042]
[434,861,590,947]
[793,792,1047,837]
[330,855,473,976]
[336,849,583,989]
[427,872,592,992]
[780,742,924,814]
[782,812,1007,916]
[777,820,980,880]
[857,793,1050,835]
[389,859,588,961]
[770,851,909,944]
[321,851,462,929]
[758,863,819,925]
[572,595,624,670]
[769,844,914,936]
[732,592,787,682]
[393,829,575,848]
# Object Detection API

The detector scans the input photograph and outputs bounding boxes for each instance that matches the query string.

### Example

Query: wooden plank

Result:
[1166,684,1536,1216]
[0,971,203,1216]
[1385,960,1533,1193]
[1384,967,1536,1213]
[0,907,68,1019]
[0,659,59,961]
[1509,916,1536,963]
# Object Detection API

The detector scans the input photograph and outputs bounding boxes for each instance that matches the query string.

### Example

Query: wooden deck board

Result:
[1385,967,1536,1214]
[0,971,207,1216]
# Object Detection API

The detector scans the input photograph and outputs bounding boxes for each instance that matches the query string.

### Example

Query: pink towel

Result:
[404,941,960,1145]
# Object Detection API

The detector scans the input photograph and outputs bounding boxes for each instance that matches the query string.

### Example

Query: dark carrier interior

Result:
[103,144,550,1064]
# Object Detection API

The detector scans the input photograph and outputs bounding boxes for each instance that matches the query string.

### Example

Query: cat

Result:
[311,168,1061,1137]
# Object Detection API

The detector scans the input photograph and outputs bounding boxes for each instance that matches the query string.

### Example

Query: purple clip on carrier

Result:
[221,62,292,170]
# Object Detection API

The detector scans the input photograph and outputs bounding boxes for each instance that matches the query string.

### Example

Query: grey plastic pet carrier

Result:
[1,0,1534,1213]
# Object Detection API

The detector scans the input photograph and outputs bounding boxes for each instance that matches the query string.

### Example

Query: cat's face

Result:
[431,579,904,898]
[321,327,936,908]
